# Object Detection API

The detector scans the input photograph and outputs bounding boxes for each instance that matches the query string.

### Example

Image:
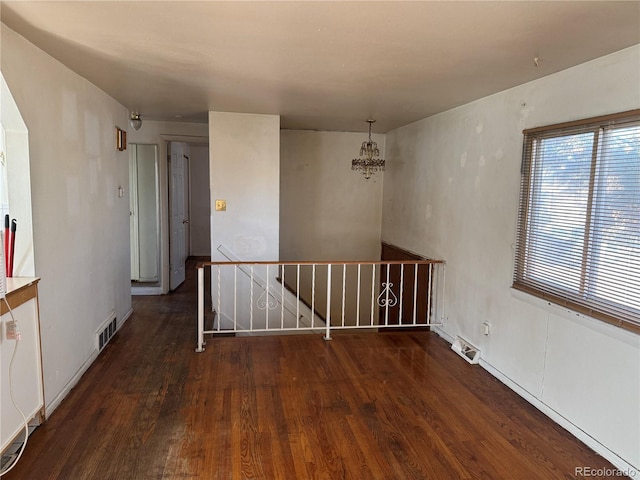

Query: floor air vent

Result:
[451,336,481,364]
[96,315,117,351]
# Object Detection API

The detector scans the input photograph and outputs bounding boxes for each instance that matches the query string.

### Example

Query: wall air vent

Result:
[451,336,481,364]
[96,314,117,352]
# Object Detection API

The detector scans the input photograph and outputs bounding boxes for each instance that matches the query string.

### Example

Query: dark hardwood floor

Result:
[4,259,624,479]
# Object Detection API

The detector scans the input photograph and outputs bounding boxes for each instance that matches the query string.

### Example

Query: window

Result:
[514,110,640,334]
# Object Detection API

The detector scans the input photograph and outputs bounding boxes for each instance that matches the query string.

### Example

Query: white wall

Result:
[1,26,132,412]
[127,120,208,292]
[280,130,384,324]
[280,130,384,262]
[209,112,280,262]
[189,145,211,257]
[382,45,640,471]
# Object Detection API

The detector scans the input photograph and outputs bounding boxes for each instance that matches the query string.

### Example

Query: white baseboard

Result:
[431,325,638,475]
[45,349,98,417]
[479,359,638,476]
[431,325,454,343]
[131,286,162,295]
[46,307,134,417]
[119,307,133,328]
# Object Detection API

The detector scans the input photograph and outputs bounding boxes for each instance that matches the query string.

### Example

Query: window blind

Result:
[514,110,640,333]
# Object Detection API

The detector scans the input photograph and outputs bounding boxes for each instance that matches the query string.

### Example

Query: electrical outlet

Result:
[6,320,21,341]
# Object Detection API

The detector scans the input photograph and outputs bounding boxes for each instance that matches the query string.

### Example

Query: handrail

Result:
[212,245,323,326]
[198,259,445,267]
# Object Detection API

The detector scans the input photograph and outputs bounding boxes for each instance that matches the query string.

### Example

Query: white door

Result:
[169,142,189,290]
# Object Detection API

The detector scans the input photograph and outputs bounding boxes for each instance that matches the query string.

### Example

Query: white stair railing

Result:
[215,245,323,327]
[196,259,446,352]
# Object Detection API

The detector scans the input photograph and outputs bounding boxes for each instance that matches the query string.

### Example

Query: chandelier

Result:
[129,112,142,130]
[352,119,385,179]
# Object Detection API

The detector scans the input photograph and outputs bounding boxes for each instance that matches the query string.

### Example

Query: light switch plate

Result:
[215,199,226,211]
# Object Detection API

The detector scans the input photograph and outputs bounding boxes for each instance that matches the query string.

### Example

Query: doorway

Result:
[130,144,161,294]
[130,136,208,295]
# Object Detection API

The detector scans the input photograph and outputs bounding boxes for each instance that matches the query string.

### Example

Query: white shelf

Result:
[0,277,44,455]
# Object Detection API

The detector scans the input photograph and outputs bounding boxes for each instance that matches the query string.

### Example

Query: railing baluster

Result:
[370,263,375,326]
[266,264,270,330]
[426,263,433,324]
[399,264,404,325]
[250,265,254,331]
[440,263,446,325]
[356,264,361,327]
[341,264,346,327]
[312,264,316,328]
[281,264,285,330]
[296,264,300,329]
[413,263,418,325]
[384,263,390,326]
[196,266,204,352]
[217,265,221,330]
[325,264,332,340]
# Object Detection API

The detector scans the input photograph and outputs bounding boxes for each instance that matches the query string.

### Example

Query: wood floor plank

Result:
[2,258,629,480]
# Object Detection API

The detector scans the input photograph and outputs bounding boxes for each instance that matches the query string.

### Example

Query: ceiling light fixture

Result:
[352,119,385,180]
[129,112,142,130]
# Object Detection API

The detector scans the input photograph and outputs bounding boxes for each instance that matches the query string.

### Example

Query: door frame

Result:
[157,134,208,294]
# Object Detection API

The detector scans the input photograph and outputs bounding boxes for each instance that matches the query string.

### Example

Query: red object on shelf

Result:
[4,214,8,275]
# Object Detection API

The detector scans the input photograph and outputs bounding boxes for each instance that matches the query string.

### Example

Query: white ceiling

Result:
[1,1,639,132]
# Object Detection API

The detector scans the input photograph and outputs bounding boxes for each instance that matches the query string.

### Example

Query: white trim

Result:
[432,325,638,475]
[432,325,454,343]
[131,286,163,295]
[479,359,639,476]
[45,350,98,416]
[119,307,133,328]
[45,308,133,417]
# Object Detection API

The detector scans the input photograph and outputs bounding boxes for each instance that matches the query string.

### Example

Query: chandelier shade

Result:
[352,119,384,179]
